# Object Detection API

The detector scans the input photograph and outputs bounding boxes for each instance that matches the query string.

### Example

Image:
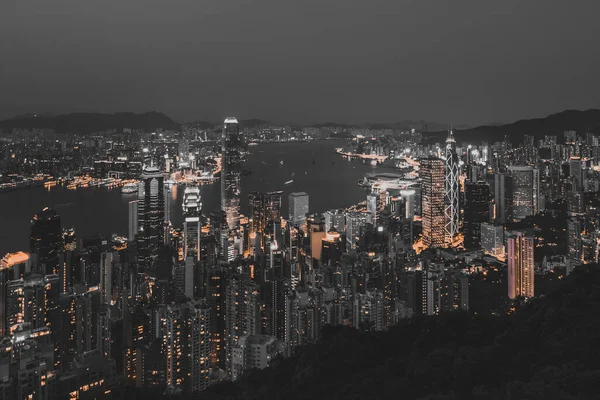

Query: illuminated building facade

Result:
[182,186,201,261]
[221,117,243,258]
[444,130,460,245]
[137,165,165,269]
[507,166,539,220]
[420,157,446,248]
[507,231,534,299]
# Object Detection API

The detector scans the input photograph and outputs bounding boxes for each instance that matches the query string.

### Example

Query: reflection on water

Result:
[0,140,392,254]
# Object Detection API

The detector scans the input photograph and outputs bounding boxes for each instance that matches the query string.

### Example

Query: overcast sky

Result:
[1,0,599,125]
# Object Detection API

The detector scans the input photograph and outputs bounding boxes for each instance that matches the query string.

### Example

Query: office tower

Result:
[569,157,584,191]
[128,201,139,241]
[221,117,243,232]
[366,192,383,225]
[420,157,446,248]
[289,192,309,226]
[137,165,165,269]
[345,212,367,250]
[444,130,460,245]
[249,191,265,235]
[265,191,283,224]
[463,181,490,248]
[182,186,202,261]
[494,172,513,223]
[30,208,63,275]
[480,223,505,257]
[399,189,416,219]
[507,166,539,220]
[507,231,534,299]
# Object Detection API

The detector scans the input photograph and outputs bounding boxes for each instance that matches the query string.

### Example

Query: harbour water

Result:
[0,140,395,255]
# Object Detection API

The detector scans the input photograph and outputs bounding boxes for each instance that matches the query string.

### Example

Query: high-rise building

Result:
[569,157,584,191]
[463,181,490,249]
[221,117,243,232]
[289,192,309,226]
[507,231,534,299]
[159,300,211,393]
[420,157,446,248]
[128,200,138,241]
[444,130,460,246]
[137,165,165,269]
[30,208,63,275]
[345,212,367,250]
[480,223,505,257]
[508,166,539,220]
[494,173,513,224]
[183,186,201,261]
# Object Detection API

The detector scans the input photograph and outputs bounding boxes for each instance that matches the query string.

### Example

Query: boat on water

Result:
[248,142,259,146]
[280,160,284,165]
[284,180,294,185]
[121,182,138,194]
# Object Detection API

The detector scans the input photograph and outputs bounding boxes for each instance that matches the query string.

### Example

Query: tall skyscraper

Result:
[221,117,243,232]
[444,130,460,246]
[508,166,539,220]
[420,157,446,248]
[507,231,534,299]
[137,165,165,269]
[30,207,63,275]
[494,173,513,224]
[183,186,202,261]
[463,181,490,249]
[128,200,138,241]
[289,192,309,226]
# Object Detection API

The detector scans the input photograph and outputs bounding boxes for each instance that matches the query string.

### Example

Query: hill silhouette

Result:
[0,111,180,134]
[426,109,600,144]
[133,264,600,400]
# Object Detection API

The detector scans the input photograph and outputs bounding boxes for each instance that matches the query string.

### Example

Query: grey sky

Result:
[1,0,599,125]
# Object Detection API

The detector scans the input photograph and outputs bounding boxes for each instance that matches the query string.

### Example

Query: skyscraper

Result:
[30,207,63,275]
[420,157,446,248]
[221,117,243,232]
[494,173,513,224]
[507,231,534,299]
[289,192,309,226]
[137,165,165,269]
[508,166,539,220]
[444,130,460,246]
[463,181,490,249]
[128,200,138,241]
[183,186,202,261]
[480,223,505,257]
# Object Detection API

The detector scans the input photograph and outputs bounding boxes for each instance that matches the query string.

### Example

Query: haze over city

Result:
[2,0,600,125]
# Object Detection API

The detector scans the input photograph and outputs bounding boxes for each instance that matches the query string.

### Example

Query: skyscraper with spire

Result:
[221,117,243,261]
[137,164,165,269]
[444,129,460,246]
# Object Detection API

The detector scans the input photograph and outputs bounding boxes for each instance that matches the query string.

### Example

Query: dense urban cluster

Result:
[0,116,594,399]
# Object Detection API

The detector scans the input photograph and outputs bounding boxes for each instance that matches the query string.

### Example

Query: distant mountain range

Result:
[427,109,600,144]
[3,109,600,140]
[0,111,180,134]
